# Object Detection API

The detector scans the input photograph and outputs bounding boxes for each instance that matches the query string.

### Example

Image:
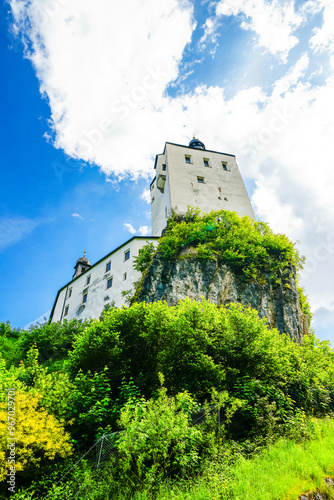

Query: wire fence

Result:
[56,403,223,496]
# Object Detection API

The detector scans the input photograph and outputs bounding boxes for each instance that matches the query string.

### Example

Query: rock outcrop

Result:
[299,478,334,499]
[135,251,309,343]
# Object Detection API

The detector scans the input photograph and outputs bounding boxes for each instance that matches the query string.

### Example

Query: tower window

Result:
[124,250,130,261]
[64,305,69,316]
[162,164,166,171]
[197,176,205,183]
[123,272,127,281]
[107,277,113,289]
[222,162,228,171]
[203,158,210,167]
[86,275,91,285]
[106,261,111,272]
[82,293,88,304]
[185,155,192,164]
[68,288,72,298]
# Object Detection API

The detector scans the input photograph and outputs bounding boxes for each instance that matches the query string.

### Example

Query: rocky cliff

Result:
[135,250,309,343]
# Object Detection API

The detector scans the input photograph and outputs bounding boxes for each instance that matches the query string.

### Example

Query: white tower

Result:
[150,139,255,236]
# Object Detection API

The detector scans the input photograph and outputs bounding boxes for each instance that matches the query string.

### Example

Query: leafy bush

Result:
[133,241,156,273]
[157,208,304,284]
[114,384,206,489]
[67,298,334,429]
[13,319,89,369]
[0,390,72,482]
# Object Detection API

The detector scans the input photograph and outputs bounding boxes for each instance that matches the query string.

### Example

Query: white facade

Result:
[151,141,255,236]
[50,237,159,323]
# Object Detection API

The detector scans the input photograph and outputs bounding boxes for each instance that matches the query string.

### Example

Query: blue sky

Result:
[1,0,334,344]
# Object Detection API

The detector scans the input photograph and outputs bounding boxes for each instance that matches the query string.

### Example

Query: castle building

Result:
[151,138,255,236]
[50,139,254,323]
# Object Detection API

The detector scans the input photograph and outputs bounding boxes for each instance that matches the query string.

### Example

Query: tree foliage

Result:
[67,298,334,424]
[0,390,72,482]
[157,208,304,284]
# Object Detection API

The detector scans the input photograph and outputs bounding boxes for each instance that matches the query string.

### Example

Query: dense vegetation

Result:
[153,208,304,281]
[1,298,333,499]
[0,211,332,499]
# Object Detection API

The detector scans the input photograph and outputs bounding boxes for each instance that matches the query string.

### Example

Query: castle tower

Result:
[73,251,91,278]
[150,139,255,236]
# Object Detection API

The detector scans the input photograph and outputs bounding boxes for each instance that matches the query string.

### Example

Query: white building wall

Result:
[151,153,172,236]
[151,142,255,236]
[50,237,159,323]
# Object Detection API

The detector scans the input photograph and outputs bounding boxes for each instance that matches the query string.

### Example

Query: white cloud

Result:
[309,0,334,55]
[139,226,150,236]
[10,0,195,179]
[312,306,334,345]
[123,223,151,236]
[0,216,41,251]
[123,223,136,234]
[72,213,83,220]
[141,188,151,204]
[198,15,221,52]
[214,0,303,62]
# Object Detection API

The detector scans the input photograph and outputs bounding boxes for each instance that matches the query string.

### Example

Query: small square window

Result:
[83,293,88,304]
[222,162,228,171]
[64,305,69,316]
[203,159,209,167]
[162,164,166,171]
[123,272,127,281]
[68,288,72,298]
[124,250,130,261]
[106,261,111,272]
[86,275,91,285]
[197,176,205,183]
[185,155,191,164]
[107,277,113,289]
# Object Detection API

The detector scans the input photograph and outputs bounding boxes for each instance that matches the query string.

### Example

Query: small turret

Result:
[189,137,206,150]
[73,250,91,278]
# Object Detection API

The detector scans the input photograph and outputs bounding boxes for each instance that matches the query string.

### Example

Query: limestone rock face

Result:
[135,253,309,343]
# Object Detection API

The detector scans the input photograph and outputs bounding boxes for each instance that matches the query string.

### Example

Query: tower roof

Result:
[74,250,91,269]
[74,256,90,267]
[189,137,206,150]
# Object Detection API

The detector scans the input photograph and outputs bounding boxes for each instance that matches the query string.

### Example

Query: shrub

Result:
[66,298,334,438]
[0,391,72,482]
[157,208,304,284]
[112,382,209,490]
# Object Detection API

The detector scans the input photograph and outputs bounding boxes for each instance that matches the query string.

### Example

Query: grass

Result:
[124,418,334,500]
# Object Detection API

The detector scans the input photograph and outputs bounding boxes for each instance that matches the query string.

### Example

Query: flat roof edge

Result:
[165,142,236,158]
